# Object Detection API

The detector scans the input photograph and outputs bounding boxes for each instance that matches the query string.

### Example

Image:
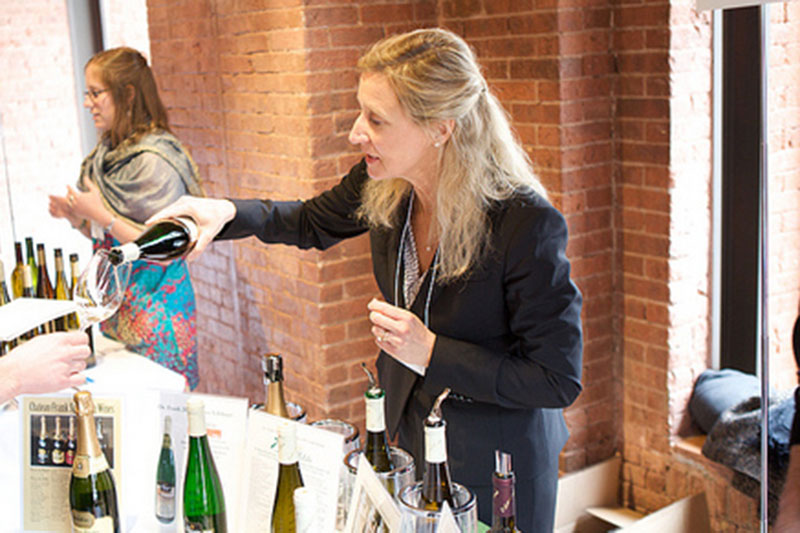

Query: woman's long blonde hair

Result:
[356,28,546,282]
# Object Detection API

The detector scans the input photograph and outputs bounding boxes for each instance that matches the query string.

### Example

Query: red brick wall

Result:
[440,0,618,473]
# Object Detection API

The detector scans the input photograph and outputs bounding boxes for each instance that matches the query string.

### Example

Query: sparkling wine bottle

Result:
[421,388,455,511]
[36,415,49,466]
[155,415,176,524]
[108,216,197,265]
[490,450,519,532]
[69,390,120,533]
[66,415,77,466]
[183,397,227,532]
[11,242,25,299]
[51,416,66,466]
[271,419,304,533]
[53,249,69,331]
[25,237,37,292]
[263,353,290,418]
[361,363,394,472]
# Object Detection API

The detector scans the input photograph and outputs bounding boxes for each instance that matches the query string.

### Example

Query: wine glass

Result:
[72,249,132,333]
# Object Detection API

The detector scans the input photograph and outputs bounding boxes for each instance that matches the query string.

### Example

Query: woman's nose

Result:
[348,114,368,145]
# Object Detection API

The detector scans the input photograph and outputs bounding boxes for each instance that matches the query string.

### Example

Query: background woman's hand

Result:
[368,298,436,368]
[145,196,237,261]
[49,180,108,229]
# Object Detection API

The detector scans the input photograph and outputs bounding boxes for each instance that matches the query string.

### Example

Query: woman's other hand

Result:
[2,332,90,401]
[145,196,237,261]
[368,298,436,368]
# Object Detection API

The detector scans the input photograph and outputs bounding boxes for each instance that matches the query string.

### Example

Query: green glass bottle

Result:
[183,397,227,532]
[69,390,120,533]
[271,419,304,533]
[155,415,176,524]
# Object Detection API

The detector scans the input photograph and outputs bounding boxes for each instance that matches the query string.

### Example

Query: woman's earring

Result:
[434,141,441,148]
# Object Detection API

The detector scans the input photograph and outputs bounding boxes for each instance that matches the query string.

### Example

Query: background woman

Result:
[150,28,583,529]
[49,47,204,389]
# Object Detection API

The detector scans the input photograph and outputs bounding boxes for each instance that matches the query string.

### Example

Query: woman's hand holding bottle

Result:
[145,196,236,261]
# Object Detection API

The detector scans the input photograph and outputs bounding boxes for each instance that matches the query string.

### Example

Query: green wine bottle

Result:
[155,415,176,524]
[183,397,227,532]
[490,450,520,532]
[271,419,304,533]
[69,390,120,533]
[421,388,455,511]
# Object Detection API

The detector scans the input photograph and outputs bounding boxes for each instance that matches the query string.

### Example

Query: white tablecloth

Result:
[0,335,187,532]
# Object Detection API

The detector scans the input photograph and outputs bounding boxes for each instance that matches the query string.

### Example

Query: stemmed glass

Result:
[71,249,131,365]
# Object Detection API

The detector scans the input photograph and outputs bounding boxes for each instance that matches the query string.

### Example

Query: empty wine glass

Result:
[72,249,131,332]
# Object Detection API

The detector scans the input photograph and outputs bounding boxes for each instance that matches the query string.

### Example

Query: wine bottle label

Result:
[424,424,447,464]
[72,454,110,479]
[185,523,215,533]
[66,449,75,466]
[52,449,65,464]
[365,396,386,432]
[492,476,515,518]
[37,448,48,464]
[71,510,115,532]
[156,482,176,518]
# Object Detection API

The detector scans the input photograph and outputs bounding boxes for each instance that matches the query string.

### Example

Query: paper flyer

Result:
[21,394,122,533]
[239,409,345,533]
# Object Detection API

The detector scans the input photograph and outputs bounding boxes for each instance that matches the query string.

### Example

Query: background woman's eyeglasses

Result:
[83,88,109,100]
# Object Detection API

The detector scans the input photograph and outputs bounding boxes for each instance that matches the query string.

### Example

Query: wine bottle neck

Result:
[277,422,299,465]
[365,394,386,433]
[424,423,447,464]
[265,381,290,418]
[187,405,207,437]
[75,410,105,460]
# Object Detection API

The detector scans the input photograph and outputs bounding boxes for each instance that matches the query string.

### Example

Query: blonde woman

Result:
[152,28,583,530]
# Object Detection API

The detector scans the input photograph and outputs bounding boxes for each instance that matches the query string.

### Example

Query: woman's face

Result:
[348,72,439,185]
[84,64,115,133]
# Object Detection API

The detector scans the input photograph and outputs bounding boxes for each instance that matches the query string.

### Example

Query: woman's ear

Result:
[125,84,136,107]
[435,119,455,145]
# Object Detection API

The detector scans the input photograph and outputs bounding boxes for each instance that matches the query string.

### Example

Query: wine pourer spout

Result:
[361,362,379,392]
[428,387,451,424]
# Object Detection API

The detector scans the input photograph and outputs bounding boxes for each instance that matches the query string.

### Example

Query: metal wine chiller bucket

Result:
[397,481,477,533]
[342,446,416,526]
[308,419,361,530]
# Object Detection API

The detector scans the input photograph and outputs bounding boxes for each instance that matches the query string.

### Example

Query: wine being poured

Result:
[72,249,131,332]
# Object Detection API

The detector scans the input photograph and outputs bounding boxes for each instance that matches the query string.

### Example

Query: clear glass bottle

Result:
[271,420,304,533]
[421,388,455,511]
